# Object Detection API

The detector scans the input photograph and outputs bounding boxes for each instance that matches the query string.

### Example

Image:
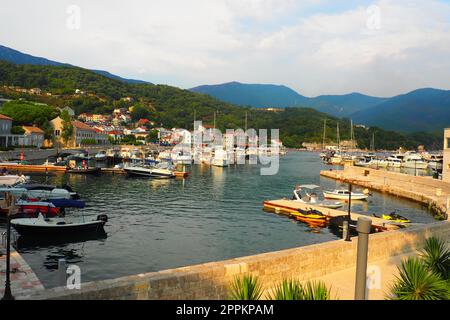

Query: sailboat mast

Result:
[322,119,327,149]
[213,111,216,129]
[350,119,354,149]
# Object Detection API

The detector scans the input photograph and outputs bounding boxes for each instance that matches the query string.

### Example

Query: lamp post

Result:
[345,184,352,241]
[2,193,16,300]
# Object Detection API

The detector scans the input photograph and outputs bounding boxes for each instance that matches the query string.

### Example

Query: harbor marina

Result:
[0,151,438,289]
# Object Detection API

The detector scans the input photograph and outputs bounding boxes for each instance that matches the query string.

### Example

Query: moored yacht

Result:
[124,162,175,178]
[212,147,229,167]
[402,153,428,169]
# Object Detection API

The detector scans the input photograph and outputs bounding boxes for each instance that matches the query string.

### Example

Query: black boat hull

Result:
[12,221,106,236]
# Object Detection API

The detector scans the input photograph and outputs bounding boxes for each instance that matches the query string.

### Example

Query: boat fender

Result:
[97,214,108,222]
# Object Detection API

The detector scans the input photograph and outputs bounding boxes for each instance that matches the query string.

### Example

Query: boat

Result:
[386,156,402,168]
[11,213,108,236]
[47,198,86,209]
[0,184,80,199]
[291,208,327,225]
[368,157,389,168]
[323,189,369,200]
[292,185,343,209]
[427,154,443,171]
[402,153,428,169]
[212,147,229,167]
[124,162,175,178]
[372,212,410,223]
[95,151,107,161]
[0,174,30,186]
[67,167,101,175]
[172,150,193,165]
[15,200,60,217]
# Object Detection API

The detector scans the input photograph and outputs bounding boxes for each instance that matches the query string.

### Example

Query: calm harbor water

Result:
[1,151,437,288]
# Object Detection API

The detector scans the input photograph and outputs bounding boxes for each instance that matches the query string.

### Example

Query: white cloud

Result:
[0,0,449,96]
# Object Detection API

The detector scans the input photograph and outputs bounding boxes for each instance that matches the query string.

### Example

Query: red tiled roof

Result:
[0,114,12,121]
[71,120,96,131]
[22,126,45,134]
[138,118,151,124]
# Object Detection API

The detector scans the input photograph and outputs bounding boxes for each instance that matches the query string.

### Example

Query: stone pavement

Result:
[310,251,416,300]
[0,246,45,299]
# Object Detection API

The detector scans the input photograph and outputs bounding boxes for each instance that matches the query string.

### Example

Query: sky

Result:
[1,0,450,97]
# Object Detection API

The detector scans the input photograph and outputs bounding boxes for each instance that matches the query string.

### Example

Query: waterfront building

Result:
[21,126,45,148]
[51,116,109,147]
[0,114,20,148]
[442,128,450,182]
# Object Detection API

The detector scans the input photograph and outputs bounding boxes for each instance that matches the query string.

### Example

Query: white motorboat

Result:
[402,153,428,169]
[292,185,343,209]
[95,151,107,161]
[369,158,389,168]
[0,174,30,186]
[212,147,229,167]
[323,189,369,201]
[124,162,175,178]
[0,184,79,199]
[427,154,443,171]
[172,150,193,165]
[386,156,402,168]
[11,213,108,236]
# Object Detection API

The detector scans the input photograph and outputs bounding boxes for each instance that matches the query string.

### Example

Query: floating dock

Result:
[0,163,67,173]
[100,168,126,174]
[263,199,402,231]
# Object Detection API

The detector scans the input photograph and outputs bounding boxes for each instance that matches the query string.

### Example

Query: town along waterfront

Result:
[2,152,438,288]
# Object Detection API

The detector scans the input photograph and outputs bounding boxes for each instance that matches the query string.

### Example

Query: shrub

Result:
[229,275,263,300]
[390,257,449,300]
[420,237,450,280]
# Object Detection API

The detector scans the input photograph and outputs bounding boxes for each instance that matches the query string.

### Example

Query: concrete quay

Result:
[0,247,45,299]
[321,166,450,219]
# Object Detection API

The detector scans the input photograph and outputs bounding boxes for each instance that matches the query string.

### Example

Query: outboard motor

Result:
[96,214,108,223]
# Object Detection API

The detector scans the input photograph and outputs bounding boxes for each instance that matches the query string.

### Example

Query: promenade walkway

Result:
[0,246,44,299]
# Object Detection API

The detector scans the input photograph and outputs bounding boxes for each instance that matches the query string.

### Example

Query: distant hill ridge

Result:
[0,44,150,85]
[190,82,450,132]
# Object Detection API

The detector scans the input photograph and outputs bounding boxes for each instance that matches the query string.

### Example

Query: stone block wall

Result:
[30,221,450,300]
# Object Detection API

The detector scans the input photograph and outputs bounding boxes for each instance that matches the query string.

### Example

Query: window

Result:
[55,130,60,136]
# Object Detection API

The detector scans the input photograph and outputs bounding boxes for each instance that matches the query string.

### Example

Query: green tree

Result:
[60,110,73,145]
[130,104,151,121]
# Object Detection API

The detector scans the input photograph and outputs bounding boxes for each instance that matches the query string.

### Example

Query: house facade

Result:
[51,116,109,147]
[22,126,45,148]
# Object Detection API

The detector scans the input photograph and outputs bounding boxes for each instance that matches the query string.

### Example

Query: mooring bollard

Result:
[342,220,349,240]
[354,217,372,300]
[58,258,67,288]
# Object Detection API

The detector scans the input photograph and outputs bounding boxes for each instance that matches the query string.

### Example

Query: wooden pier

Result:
[0,163,67,173]
[263,199,402,231]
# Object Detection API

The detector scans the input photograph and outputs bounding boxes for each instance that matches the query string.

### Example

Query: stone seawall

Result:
[30,221,450,300]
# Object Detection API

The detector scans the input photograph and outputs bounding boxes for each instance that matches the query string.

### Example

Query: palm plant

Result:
[268,279,304,300]
[300,280,332,300]
[390,257,449,300]
[419,237,450,280]
[229,275,263,300]
[268,279,332,300]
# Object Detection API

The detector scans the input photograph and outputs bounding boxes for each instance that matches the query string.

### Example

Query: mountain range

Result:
[0,45,149,85]
[0,44,449,133]
[190,82,450,132]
